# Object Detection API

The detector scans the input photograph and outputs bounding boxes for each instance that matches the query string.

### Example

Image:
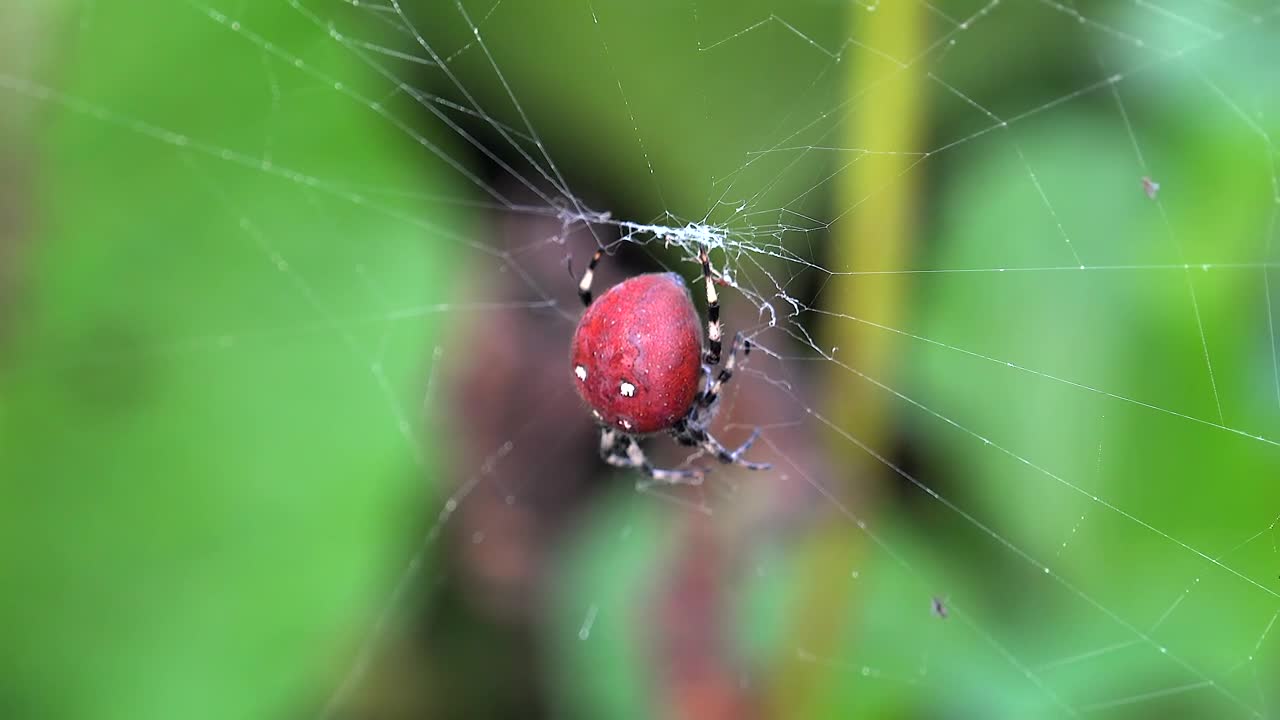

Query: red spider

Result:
[569,249,769,483]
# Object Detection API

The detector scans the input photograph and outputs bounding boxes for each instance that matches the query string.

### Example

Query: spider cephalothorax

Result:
[569,249,769,483]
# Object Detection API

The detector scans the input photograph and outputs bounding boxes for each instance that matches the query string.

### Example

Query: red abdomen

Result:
[570,272,703,434]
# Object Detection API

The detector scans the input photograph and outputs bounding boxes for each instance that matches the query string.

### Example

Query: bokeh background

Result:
[2,1,1279,719]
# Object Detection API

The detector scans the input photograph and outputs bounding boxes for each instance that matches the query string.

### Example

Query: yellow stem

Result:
[769,3,926,716]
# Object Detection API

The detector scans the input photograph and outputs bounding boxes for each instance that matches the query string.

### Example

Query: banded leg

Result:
[699,250,722,365]
[576,249,604,306]
[599,428,705,484]
[699,427,771,471]
[699,331,750,410]
[670,420,771,472]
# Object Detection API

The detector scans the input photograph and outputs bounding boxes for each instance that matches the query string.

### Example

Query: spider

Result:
[569,248,770,483]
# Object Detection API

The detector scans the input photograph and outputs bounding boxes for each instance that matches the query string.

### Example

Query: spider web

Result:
[6,0,1280,717]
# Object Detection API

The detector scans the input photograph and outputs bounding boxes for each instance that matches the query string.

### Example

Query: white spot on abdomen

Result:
[620,419,633,430]
[575,365,588,381]
[620,381,636,397]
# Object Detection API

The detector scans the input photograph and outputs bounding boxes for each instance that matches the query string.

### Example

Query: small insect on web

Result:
[568,248,771,484]
[931,596,948,620]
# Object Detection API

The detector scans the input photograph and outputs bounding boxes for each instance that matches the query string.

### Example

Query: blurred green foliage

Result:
[1,3,462,719]
[494,2,1280,718]
[2,1,1279,719]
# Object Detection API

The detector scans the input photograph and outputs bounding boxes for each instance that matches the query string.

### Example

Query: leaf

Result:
[0,3,463,719]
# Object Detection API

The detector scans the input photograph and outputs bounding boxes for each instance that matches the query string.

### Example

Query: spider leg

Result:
[671,421,771,472]
[700,427,771,471]
[688,363,714,412]
[699,250,722,365]
[574,248,604,306]
[600,428,705,485]
[671,332,769,471]
[699,331,749,411]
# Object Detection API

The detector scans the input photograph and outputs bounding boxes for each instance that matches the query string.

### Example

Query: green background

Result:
[2,1,1277,718]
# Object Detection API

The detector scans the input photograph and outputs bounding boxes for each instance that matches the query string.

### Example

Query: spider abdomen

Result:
[570,272,703,434]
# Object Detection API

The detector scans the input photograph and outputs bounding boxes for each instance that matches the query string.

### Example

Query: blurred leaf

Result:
[548,495,666,720]
[0,3,462,719]
[910,47,1280,713]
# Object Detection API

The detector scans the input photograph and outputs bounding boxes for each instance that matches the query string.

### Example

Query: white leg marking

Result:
[600,429,616,454]
[625,439,646,465]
